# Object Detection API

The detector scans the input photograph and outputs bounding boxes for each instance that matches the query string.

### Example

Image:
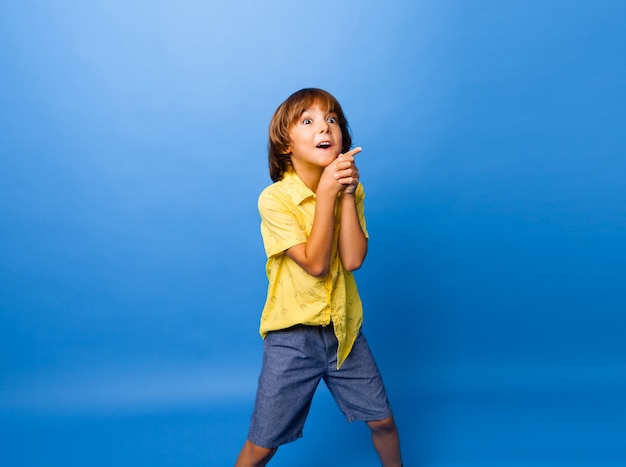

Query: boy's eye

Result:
[302,118,312,124]
[327,116,338,124]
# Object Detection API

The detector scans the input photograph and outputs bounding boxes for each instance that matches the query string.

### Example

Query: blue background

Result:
[1,1,625,465]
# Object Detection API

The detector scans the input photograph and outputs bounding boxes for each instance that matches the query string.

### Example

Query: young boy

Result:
[235,88,402,466]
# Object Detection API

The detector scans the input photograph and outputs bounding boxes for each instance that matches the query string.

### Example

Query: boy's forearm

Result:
[306,193,337,274]
[286,191,337,277]
[338,192,368,271]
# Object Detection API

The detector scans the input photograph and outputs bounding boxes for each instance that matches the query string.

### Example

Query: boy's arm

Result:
[285,188,337,277]
[285,148,367,277]
[338,191,368,271]
[336,148,367,270]
[285,148,362,277]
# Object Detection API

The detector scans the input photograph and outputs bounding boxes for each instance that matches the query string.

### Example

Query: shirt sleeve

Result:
[258,189,308,259]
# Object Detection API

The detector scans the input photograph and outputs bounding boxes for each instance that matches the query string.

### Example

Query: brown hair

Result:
[268,88,352,182]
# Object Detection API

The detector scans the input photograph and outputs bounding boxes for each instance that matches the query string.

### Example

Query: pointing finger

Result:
[345,147,362,158]
[337,147,362,163]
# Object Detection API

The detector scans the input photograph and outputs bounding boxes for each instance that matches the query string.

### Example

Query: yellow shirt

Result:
[258,170,369,368]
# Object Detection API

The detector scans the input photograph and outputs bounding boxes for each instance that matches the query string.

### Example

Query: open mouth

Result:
[316,142,331,149]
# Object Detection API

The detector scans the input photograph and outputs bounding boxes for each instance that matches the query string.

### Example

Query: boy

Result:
[235,88,402,466]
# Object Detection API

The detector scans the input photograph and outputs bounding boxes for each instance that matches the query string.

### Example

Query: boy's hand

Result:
[334,147,362,194]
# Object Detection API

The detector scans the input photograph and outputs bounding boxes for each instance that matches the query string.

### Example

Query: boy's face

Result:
[286,102,343,170]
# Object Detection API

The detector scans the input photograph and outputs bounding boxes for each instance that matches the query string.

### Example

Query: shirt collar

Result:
[281,170,315,205]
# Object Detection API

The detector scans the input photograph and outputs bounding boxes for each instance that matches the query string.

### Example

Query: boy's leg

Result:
[239,327,326,464]
[322,330,402,466]
[366,415,402,467]
[234,440,277,467]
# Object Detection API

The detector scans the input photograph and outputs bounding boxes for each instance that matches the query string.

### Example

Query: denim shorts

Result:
[247,325,392,448]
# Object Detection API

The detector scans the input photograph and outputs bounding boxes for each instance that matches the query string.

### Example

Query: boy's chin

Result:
[323,153,340,165]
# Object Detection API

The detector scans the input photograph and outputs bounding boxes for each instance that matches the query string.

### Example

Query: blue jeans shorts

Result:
[247,325,393,448]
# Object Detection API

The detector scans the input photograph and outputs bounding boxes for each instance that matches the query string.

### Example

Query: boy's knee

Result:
[367,415,397,434]
[236,440,277,466]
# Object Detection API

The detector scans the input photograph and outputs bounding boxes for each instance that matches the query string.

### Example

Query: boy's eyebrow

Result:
[299,108,336,115]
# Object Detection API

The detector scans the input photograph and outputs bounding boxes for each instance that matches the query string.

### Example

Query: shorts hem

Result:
[247,431,303,449]
[346,408,393,424]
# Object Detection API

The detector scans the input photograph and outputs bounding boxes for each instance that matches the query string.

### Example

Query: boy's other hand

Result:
[334,147,362,194]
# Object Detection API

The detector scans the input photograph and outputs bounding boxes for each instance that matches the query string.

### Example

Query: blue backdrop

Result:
[1,1,625,465]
